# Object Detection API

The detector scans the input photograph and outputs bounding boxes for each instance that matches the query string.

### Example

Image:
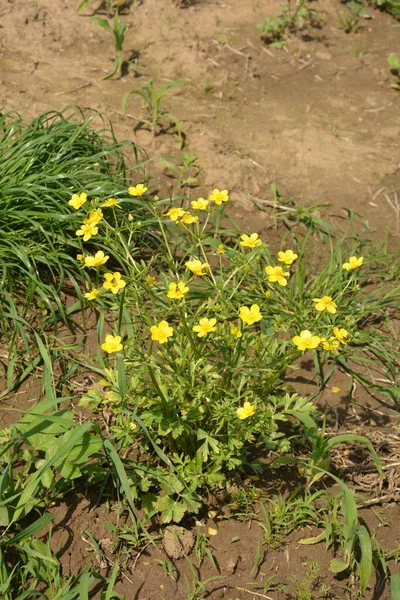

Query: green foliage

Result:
[388,52,400,89]
[368,0,400,19]
[257,0,325,48]
[92,11,131,79]
[122,79,190,148]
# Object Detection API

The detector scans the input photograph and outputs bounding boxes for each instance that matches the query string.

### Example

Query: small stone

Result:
[315,51,332,61]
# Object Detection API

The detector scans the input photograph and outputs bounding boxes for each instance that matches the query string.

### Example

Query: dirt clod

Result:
[162,525,195,559]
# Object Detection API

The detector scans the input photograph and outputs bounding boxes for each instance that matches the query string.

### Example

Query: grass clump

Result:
[0,107,154,393]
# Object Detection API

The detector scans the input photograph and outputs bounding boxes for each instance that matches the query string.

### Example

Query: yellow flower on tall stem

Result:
[68,192,87,210]
[101,334,123,354]
[150,320,174,344]
[84,250,109,268]
[277,249,298,265]
[236,402,255,420]
[240,233,262,248]
[265,265,290,286]
[101,197,120,208]
[230,325,242,338]
[166,207,186,221]
[128,184,148,197]
[239,304,262,325]
[191,198,209,210]
[103,272,126,294]
[185,259,210,276]
[84,288,99,301]
[342,256,364,270]
[178,213,199,225]
[321,337,340,351]
[209,189,229,205]
[193,318,217,338]
[292,330,321,351]
[167,282,189,299]
[76,222,98,242]
[312,296,337,314]
[84,208,103,225]
[333,327,350,344]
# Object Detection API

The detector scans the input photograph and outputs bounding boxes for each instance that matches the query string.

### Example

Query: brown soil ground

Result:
[1,0,400,598]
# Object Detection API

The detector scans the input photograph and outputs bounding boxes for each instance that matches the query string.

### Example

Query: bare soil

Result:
[1,0,400,598]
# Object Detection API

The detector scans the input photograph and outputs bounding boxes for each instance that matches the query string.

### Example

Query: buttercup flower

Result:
[84,250,109,268]
[209,189,229,205]
[101,197,120,208]
[265,290,271,298]
[166,207,186,221]
[191,198,209,210]
[278,249,298,265]
[167,281,189,299]
[333,327,350,344]
[150,320,174,344]
[292,330,321,351]
[101,334,123,354]
[77,254,83,261]
[230,325,242,338]
[128,184,148,197]
[84,288,99,301]
[321,337,340,351]
[240,233,262,248]
[239,304,263,326]
[76,222,98,242]
[342,256,364,271]
[130,422,137,431]
[69,192,87,210]
[236,401,255,420]
[145,275,156,286]
[185,259,210,276]
[84,208,103,225]
[178,213,199,225]
[193,317,217,338]
[103,272,126,294]
[265,265,290,286]
[216,245,226,255]
[312,296,337,314]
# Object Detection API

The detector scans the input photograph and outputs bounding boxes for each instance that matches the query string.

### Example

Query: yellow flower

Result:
[278,249,298,265]
[239,304,262,325]
[165,207,186,221]
[342,256,364,271]
[101,334,123,354]
[84,250,109,268]
[191,198,209,210]
[101,197,120,208]
[265,290,271,298]
[209,188,229,205]
[185,259,210,277]
[103,272,126,294]
[167,281,189,299]
[68,192,87,210]
[129,422,137,431]
[178,213,199,225]
[240,233,262,248]
[312,296,337,314]
[150,320,174,344]
[230,325,242,338]
[333,327,350,344]
[292,330,321,351]
[77,254,83,261]
[216,245,226,255]
[321,337,340,351]
[236,401,255,420]
[265,265,290,286]
[84,288,99,301]
[193,317,217,338]
[145,275,156,286]
[128,214,134,222]
[128,183,148,197]
[76,222,99,242]
[84,208,103,225]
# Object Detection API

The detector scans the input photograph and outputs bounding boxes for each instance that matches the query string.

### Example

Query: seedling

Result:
[257,0,325,48]
[92,11,130,79]
[122,79,190,147]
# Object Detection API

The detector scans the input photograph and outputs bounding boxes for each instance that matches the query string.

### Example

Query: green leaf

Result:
[391,574,400,600]
[156,496,187,523]
[329,557,349,573]
[91,17,112,30]
[357,526,372,594]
